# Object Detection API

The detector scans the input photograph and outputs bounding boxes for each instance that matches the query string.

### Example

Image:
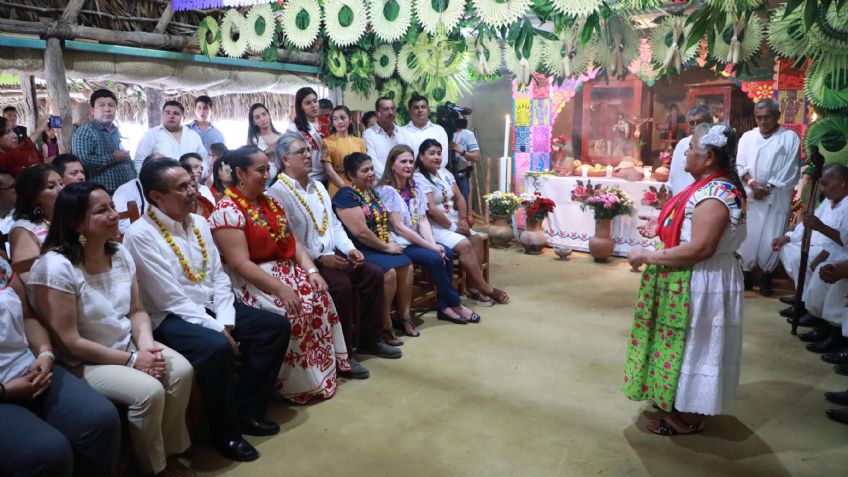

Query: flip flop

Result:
[437,310,468,324]
[486,287,510,305]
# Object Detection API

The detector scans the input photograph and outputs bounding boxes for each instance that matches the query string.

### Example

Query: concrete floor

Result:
[183,247,848,477]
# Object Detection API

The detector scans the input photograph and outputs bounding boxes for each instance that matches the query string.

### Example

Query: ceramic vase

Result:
[588,219,614,262]
[519,219,547,254]
[488,215,513,248]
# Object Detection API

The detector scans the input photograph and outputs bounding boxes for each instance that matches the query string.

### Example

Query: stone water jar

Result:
[588,219,614,262]
[519,219,547,254]
[488,215,513,248]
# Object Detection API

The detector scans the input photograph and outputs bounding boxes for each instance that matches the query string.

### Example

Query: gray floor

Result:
[183,247,848,477]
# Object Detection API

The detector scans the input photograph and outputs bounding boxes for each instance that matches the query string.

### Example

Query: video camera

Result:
[434,102,472,172]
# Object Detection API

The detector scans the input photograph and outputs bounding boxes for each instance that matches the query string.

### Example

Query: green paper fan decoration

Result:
[804,115,848,166]
[704,0,764,13]
[611,0,663,9]
[413,30,466,78]
[220,9,248,59]
[596,16,640,79]
[415,0,465,36]
[349,49,374,96]
[374,44,397,78]
[768,5,809,60]
[472,0,531,30]
[324,0,368,48]
[650,16,698,73]
[710,15,764,65]
[397,43,420,83]
[470,34,501,77]
[198,16,221,58]
[244,4,277,53]
[327,48,349,78]
[549,0,603,17]
[542,25,594,79]
[379,78,406,103]
[280,0,321,50]
[504,39,542,85]
[805,54,848,112]
[369,0,412,43]
[808,3,848,55]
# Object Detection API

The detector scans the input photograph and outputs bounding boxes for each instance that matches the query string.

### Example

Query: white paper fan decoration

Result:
[369,0,412,43]
[244,4,277,53]
[374,44,398,78]
[415,0,464,36]
[470,34,502,76]
[549,0,603,17]
[397,43,420,83]
[280,0,321,50]
[220,9,248,59]
[542,25,594,79]
[710,14,764,65]
[324,0,369,48]
[472,0,531,29]
[504,41,543,85]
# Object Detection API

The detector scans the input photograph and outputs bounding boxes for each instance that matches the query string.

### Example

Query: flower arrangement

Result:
[580,186,634,221]
[483,191,522,216]
[551,134,569,153]
[641,185,672,210]
[520,192,556,222]
[570,179,601,204]
[659,150,672,166]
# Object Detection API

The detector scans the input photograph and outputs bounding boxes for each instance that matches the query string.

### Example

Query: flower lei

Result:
[397,179,419,226]
[352,184,390,242]
[147,208,208,283]
[224,187,289,242]
[277,174,329,236]
[437,179,451,215]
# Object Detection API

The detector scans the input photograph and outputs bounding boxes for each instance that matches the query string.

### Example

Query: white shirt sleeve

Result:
[766,131,801,190]
[736,132,753,179]
[133,129,156,173]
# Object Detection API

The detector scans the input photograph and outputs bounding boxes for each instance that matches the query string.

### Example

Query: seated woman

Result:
[414,139,508,305]
[323,105,365,197]
[379,145,480,327]
[1,254,120,477]
[210,155,233,201]
[27,182,194,476]
[209,146,349,404]
[9,164,62,280]
[247,103,282,179]
[332,153,413,347]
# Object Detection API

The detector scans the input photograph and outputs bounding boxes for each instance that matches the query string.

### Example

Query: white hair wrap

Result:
[699,125,728,149]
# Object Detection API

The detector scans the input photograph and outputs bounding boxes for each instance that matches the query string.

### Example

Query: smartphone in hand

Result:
[48,115,62,128]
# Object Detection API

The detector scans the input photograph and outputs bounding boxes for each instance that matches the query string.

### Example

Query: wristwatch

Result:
[126,351,138,368]
[306,267,319,275]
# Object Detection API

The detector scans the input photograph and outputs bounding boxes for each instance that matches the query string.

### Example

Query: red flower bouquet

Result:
[520,192,556,222]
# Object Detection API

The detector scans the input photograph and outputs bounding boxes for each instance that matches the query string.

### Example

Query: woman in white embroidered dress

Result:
[9,164,62,280]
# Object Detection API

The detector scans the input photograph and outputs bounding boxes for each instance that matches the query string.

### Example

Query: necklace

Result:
[278,174,329,236]
[224,187,289,242]
[352,184,390,242]
[397,179,419,226]
[147,208,208,282]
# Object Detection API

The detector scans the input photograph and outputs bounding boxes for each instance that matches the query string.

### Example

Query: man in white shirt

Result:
[363,97,408,177]
[268,133,401,371]
[668,105,712,194]
[401,94,449,170]
[450,118,481,220]
[113,153,167,234]
[736,99,801,295]
[123,160,290,463]
[133,101,208,173]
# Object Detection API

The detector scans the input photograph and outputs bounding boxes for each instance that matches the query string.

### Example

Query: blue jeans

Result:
[403,244,461,310]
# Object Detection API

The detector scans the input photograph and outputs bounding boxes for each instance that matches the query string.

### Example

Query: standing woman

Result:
[247,103,282,179]
[41,127,60,163]
[378,145,480,328]
[323,105,366,197]
[623,124,746,435]
[209,146,349,404]
[288,87,328,184]
[332,153,413,347]
[9,164,62,279]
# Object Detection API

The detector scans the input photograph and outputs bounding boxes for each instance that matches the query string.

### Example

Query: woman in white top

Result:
[247,103,282,179]
[27,182,194,476]
[414,139,509,305]
[9,164,62,281]
[288,87,327,183]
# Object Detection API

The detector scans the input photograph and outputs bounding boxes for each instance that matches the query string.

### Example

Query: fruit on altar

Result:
[573,160,582,167]
[614,160,635,171]
[652,165,670,182]
[655,166,669,174]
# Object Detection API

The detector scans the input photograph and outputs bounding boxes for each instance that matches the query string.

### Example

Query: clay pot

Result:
[519,219,547,254]
[588,219,614,262]
[488,215,514,248]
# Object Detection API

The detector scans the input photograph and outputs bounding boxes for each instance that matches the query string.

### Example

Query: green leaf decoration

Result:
[650,16,698,74]
[710,14,764,65]
[220,9,248,59]
[324,0,368,48]
[327,48,349,78]
[198,16,221,58]
[806,54,848,112]
[282,0,321,49]
[768,5,810,59]
[374,44,398,78]
[244,4,277,53]
[370,0,412,42]
[805,115,848,166]
[808,3,848,54]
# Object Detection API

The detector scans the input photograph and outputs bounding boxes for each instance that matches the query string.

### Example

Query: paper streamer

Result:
[171,0,224,11]
[533,153,550,171]
[515,126,531,152]
[515,98,531,127]
[532,99,551,126]
[532,126,551,153]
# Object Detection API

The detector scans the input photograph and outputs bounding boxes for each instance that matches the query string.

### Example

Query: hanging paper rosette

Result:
[596,16,640,79]
[244,4,277,53]
[414,0,464,36]
[349,49,375,96]
[705,0,764,13]
[768,5,809,60]
[409,30,466,84]
[549,0,602,17]
[370,0,412,43]
[470,34,501,77]
[650,16,698,73]
[324,0,368,48]
[472,0,530,30]
[198,16,221,58]
[397,43,420,83]
[327,48,349,78]
[542,25,594,79]
[374,44,398,78]
[805,54,848,112]
[710,15,764,65]
[611,0,662,9]
[808,3,848,55]
[220,9,248,59]
[805,115,848,165]
[280,0,321,50]
[379,78,406,102]
[504,40,543,86]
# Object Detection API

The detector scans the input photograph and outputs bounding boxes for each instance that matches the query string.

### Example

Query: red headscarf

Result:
[656,170,726,248]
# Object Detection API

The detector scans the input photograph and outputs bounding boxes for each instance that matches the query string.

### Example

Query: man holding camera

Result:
[401,94,449,170]
[450,116,480,218]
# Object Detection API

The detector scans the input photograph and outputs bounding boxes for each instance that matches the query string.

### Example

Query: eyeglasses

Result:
[291,147,309,156]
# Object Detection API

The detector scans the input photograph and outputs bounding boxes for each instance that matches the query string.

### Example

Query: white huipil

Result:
[736,126,801,272]
[779,197,848,289]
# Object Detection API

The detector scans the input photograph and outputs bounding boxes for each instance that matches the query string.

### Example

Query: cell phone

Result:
[48,115,62,128]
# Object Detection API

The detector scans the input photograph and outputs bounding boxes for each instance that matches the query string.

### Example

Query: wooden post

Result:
[17,75,37,133]
[154,3,174,34]
[62,0,86,23]
[43,38,73,154]
[145,87,163,128]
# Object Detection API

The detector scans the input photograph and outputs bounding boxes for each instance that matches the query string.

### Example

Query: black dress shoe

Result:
[835,364,848,376]
[240,417,280,436]
[826,408,848,425]
[822,349,848,364]
[743,271,753,291]
[216,438,260,462]
[807,334,847,353]
[824,390,848,406]
[786,313,824,327]
[779,296,797,306]
[779,306,796,318]
[759,272,773,296]
[799,325,831,342]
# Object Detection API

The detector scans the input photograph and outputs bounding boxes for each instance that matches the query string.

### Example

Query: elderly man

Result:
[133,101,207,173]
[736,99,801,296]
[668,105,712,194]
[123,160,290,463]
[401,94,449,170]
[268,133,402,377]
[364,96,409,177]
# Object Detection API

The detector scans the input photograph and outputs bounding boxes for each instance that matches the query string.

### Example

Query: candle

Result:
[500,114,510,192]
[606,165,613,177]
[581,164,590,178]
[643,166,652,181]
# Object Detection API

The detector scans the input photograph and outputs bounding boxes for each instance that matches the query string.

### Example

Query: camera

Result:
[48,115,62,129]
[434,102,472,172]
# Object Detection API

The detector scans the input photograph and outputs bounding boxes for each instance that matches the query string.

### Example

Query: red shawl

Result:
[656,170,726,248]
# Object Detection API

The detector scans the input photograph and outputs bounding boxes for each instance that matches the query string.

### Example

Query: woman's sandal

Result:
[648,417,704,436]
[437,310,468,324]
[466,289,495,307]
[381,329,404,346]
[485,287,510,305]
[395,317,421,337]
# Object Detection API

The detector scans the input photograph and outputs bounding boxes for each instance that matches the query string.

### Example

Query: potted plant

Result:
[483,191,522,248]
[580,186,634,262]
[550,135,573,176]
[518,192,556,254]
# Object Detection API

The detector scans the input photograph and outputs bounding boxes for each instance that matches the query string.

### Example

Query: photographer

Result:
[449,114,480,219]
[401,94,449,171]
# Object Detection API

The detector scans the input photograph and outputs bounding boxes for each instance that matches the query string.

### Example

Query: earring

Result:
[33,206,43,218]
[78,233,87,247]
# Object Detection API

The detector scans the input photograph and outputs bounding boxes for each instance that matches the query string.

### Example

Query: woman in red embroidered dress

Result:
[209,145,349,404]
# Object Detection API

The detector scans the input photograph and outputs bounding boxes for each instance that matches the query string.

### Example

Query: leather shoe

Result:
[216,438,259,462]
[358,340,402,359]
[835,364,848,376]
[340,358,370,379]
[807,334,846,353]
[799,325,831,342]
[779,296,797,306]
[779,306,796,318]
[759,272,773,296]
[240,417,280,436]
[824,390,848,406]
[822,349,848,365]
[826,408,848,425]
[786,313,824,327]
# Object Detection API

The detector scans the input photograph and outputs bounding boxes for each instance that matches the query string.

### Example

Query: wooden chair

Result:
[453,234,490,296]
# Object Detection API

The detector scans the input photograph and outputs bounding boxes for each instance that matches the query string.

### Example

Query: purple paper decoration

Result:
[531,99,551,126]
[532,126,551,154]
[532,153,550,172]
[515,127,531,153]
[172,0,224,11]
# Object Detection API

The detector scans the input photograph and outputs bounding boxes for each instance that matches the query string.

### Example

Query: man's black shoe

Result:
[240,417,280,436]
[835,364,848,376]
[822,349,848,365]
[786,313,825,327]
[779,306,796,318]
[826,408,848,425]
[824,390,848,406]
[216,438,260,462]
[807,334,847,353]
[799,325,831,342]
[779,296,797,306]
[759,272,773,296]
[743,271,753,291]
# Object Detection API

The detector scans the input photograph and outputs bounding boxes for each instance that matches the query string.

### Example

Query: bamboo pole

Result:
[17,75,37,134]
[154,3,174,34]
[62,0,86,23]
[43,38,73,154]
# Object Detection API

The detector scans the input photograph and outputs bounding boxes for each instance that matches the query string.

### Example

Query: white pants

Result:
[739,199,790,272]
[779,242,822,289]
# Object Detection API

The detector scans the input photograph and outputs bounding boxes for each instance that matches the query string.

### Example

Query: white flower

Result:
[324,0,368,48]
[280,0,321,50]
[244,4,277,53]
[369,0,412,43]
[472,0,530,29]
[220,9,248,59]
[415,0,464,36]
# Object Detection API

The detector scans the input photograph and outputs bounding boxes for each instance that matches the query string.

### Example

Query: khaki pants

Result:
[72,343,193,475]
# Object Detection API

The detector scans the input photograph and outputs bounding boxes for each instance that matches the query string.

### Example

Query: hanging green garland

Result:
[281,0,321,50]
[805,115,848,165]
[197,16,221,58]
[324,0,369,48]
[805,54,848,112]
[768,5,810,60]
[542,25,594,79]
[379,78,406,102]
[374,44,398,78]
[472,0,531,30]
[370,0,412,43]
[349,49,374,96]
[650,16,698,74]
[710,14,764,65]
[244,4,277,53]
[415,0,465,36]
[220,9,248,59]
[327,48,349,78]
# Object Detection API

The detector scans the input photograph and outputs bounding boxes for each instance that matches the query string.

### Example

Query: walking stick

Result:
[791,146,825,335]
